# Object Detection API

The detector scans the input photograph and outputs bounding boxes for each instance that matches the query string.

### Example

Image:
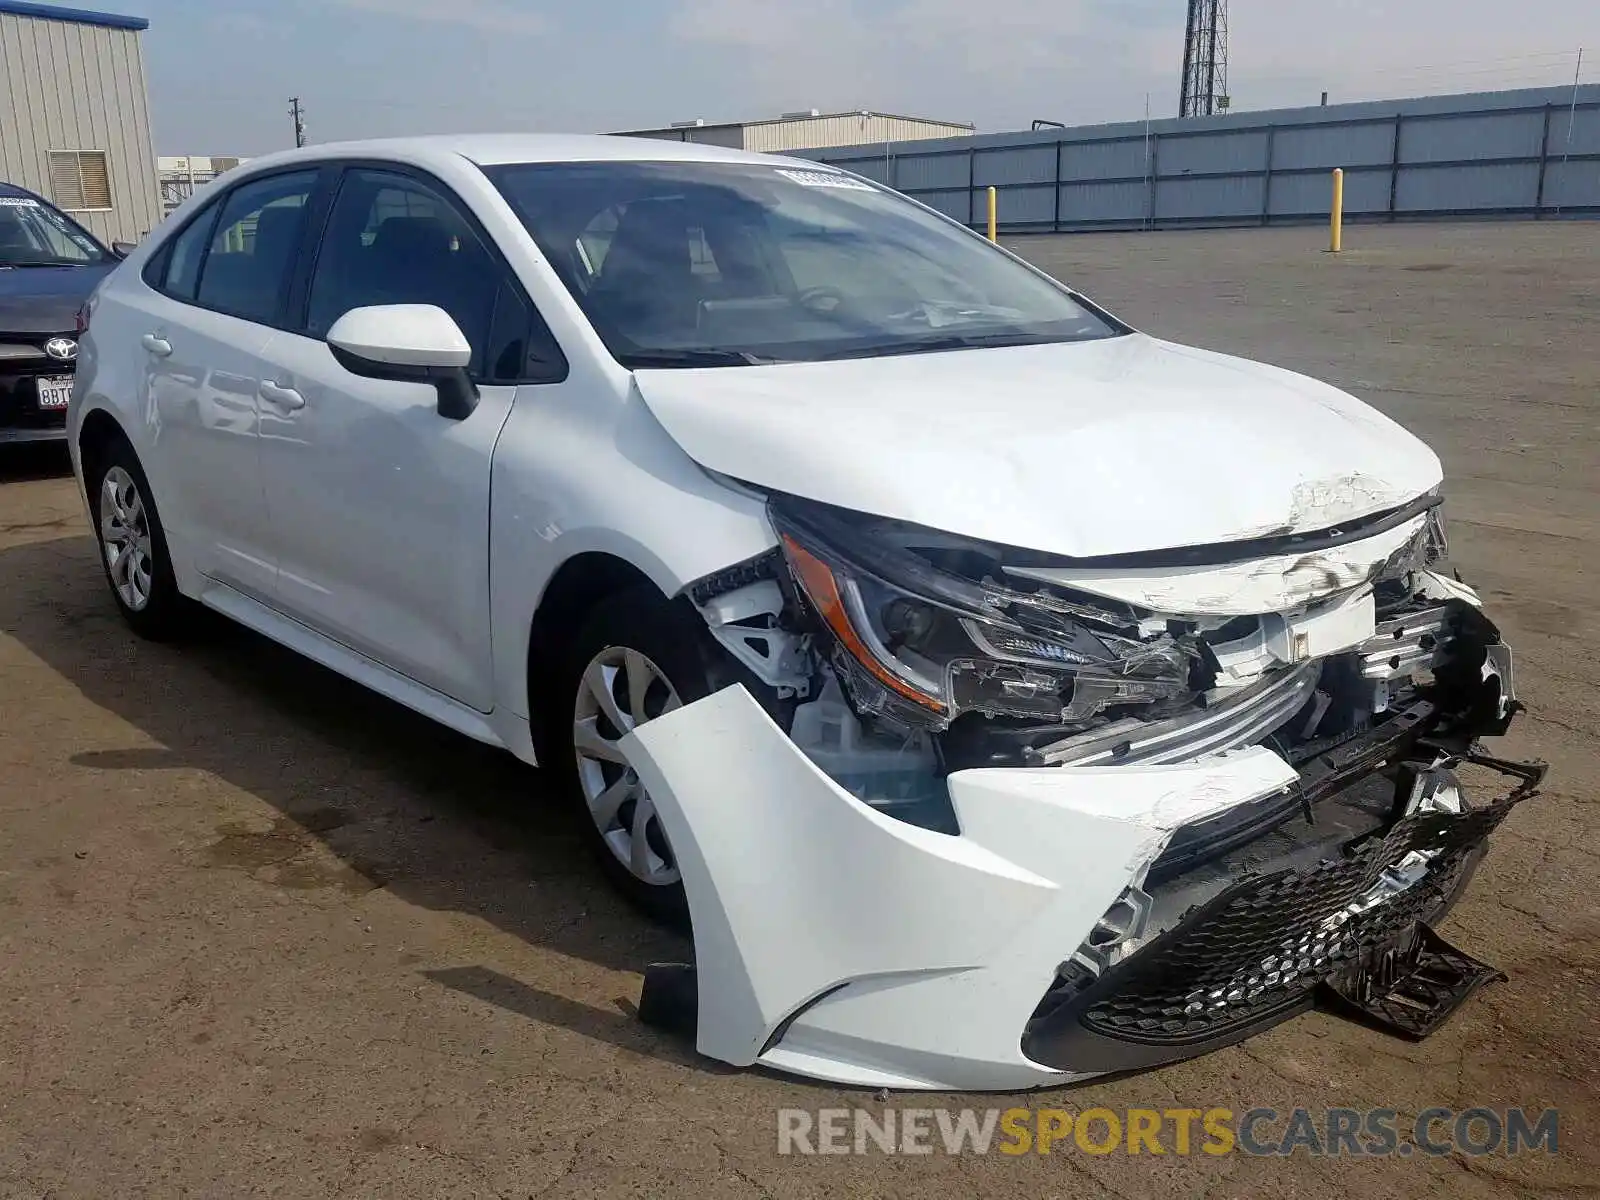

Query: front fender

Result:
[487,380,777,730]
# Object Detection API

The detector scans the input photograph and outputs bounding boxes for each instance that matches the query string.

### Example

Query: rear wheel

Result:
[554,587,714,928]
[88,439,186,640]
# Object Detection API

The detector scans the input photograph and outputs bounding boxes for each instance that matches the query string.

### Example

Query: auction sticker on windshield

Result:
[776,169,875,191]
[0,197,40,207]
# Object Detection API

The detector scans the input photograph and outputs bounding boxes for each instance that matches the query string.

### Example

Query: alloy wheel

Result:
[572,646,684,887]
[100,466,154,612]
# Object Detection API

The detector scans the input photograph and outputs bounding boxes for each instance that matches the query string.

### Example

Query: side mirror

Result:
[326,304,480,420]
[111,240,137,259]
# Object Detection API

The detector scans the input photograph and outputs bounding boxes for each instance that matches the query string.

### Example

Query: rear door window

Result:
[194,171,318,325]
[159,206,217,301]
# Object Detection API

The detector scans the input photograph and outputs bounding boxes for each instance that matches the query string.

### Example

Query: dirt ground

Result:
[1,222,1596,1198]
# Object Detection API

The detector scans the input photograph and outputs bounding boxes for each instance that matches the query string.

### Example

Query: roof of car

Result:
[234,133,810,175]
[0,180,38,199]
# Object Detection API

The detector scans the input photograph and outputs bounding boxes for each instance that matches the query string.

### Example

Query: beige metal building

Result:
[0,1,161,244]
[614,109,974,153]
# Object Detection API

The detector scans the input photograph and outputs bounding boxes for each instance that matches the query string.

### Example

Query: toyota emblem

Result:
[44,337,78,361]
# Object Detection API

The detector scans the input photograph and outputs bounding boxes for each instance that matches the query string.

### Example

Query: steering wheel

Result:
[796,286,849,314]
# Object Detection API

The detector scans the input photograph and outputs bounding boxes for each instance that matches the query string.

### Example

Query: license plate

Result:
[35,375,73,410]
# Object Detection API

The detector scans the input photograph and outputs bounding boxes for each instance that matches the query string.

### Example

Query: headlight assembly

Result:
[770,498,1195,728]
[1379,492,1450,585]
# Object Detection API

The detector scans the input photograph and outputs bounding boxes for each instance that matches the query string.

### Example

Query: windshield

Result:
[487,160,1124,367]
[0,195,108,267]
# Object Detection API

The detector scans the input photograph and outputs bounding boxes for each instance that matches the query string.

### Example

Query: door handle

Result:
[141,333,172,357]
[259,380,306,411]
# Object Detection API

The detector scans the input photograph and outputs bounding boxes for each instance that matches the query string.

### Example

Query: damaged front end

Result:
[631,492,1543,1091]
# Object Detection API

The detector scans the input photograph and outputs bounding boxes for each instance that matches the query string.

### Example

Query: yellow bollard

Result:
[987,186,998,242]
[1329,168,1345,253]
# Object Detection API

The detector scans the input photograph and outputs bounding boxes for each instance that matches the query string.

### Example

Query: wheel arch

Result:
[524,549,676,755]
[76,406,131,486]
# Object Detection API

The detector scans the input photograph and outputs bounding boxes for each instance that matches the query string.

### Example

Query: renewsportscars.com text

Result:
[777,1106,1559,1158]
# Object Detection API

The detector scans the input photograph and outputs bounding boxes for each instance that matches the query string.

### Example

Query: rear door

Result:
[133,169,325,601]
[253,164,558,710]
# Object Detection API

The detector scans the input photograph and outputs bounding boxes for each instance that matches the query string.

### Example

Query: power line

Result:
[1358,57,1585,84]
[312,93,547,119]
[1240,47,1588,90]
[1342,47,1585,71]
[1231,45,1591,109]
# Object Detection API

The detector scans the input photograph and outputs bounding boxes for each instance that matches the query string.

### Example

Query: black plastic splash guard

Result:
[1320,923,1506,1041]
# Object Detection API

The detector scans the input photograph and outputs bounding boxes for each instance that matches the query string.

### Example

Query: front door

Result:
[254,166,532,712]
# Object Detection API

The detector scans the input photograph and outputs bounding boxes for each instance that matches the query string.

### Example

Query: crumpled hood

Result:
[0,263,114,334]
[633,333,1443,560]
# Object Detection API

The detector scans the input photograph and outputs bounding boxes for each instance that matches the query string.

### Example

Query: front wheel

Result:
[554,587,715,929]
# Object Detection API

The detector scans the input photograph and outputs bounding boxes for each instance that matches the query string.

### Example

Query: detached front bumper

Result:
[625,674,1542,1092]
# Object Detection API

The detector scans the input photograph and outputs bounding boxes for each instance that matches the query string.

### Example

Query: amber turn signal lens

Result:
[782,534,945,713]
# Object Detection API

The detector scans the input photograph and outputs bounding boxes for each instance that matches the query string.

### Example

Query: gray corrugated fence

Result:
[802,85,1600,233]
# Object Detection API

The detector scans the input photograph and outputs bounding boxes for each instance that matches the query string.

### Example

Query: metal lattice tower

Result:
[1179,0,1230,118]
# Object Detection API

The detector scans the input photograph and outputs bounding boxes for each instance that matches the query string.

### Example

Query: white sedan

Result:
[68,134,1541,1091]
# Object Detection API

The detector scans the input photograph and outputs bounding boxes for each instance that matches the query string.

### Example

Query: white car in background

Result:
[68,135,1541,1092]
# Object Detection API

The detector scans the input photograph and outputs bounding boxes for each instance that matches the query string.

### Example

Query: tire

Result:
[88,437,187,641]
[551,586,717,929]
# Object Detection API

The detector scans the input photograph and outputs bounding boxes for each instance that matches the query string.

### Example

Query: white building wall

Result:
[622,124,746,149]
[157,155,248,216]
[614,112,975,154]
[742,114,974,153]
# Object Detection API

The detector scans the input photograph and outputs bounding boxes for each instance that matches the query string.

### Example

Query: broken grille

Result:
[1027,785,1532,1051]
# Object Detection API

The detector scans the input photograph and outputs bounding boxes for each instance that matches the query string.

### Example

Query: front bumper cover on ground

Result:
[624,684,1543,1092]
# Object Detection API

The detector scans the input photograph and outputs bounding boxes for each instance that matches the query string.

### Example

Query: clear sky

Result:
[130,0,1597,155]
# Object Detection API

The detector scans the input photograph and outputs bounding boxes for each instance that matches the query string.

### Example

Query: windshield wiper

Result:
[813,331,1086,362]
[623,348,778,368]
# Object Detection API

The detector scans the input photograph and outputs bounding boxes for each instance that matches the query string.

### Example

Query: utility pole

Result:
[289,97,307,148]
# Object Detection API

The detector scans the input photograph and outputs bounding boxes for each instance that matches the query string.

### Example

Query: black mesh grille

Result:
[1040,796,1518,1048]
